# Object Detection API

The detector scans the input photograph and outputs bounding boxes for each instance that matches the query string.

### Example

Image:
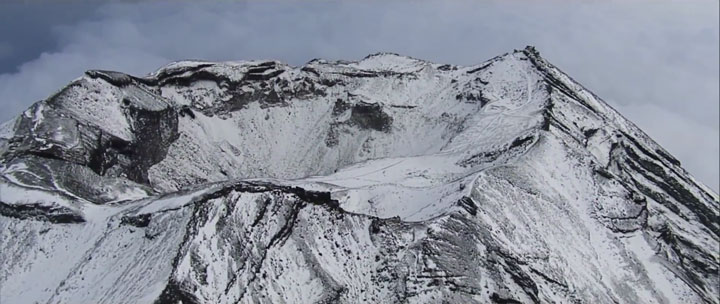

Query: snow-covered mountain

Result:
[0,46,717,304]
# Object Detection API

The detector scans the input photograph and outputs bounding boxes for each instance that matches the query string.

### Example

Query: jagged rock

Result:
[0,46,717,304]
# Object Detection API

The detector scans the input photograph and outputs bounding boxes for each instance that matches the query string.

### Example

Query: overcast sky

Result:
[0,0,717,191]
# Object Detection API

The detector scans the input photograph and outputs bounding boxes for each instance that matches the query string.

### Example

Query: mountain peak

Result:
[362,51,404,59]
[1,48,717,304]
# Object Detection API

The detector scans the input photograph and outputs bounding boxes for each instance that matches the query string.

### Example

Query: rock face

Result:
[0,47,718,304]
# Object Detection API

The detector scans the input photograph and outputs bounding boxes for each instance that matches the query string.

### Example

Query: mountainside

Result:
[0,46,718,304]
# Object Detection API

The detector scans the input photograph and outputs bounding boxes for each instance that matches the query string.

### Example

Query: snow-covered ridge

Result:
[0,46,717,304]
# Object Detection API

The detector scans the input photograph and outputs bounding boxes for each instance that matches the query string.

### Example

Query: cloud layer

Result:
[0,0,717,190]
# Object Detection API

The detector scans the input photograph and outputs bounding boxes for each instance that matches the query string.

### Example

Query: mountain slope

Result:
[0,46,717,304]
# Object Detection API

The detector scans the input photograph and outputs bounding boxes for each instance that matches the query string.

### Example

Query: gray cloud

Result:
[0,42,12,60]
[0,0,717,190]
[0,2,102,73]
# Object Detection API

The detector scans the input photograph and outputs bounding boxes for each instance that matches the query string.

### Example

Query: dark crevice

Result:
[529,267,568,289]
[250,198,270,227]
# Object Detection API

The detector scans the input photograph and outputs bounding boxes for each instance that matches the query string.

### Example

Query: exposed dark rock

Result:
[348,102,393,132]
[490,293,523,304]
[621,142,718,236]
[88,102,179,185]
[493,251,539,304]
[335,71,379,78]
[0,201,85,224]
[155,281,200,304]
[178,105,196,119]
[150,63,215,83]
[121,214,152,228]
[655,148,681,167]
[594,168,615,179]
[86,70,135,87]
[466,62,492,74]
[438,64,456,71]
[389,105,417,109]
[156,69,238,87]
[583,128,599,138]
[246,68,285,81]
[459,135,535,167]
[455,91,490,106]
[332,98,352,116]
[301,66,321,76]
[457,196,478,216]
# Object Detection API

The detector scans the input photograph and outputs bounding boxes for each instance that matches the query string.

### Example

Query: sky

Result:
[0,0,717,191]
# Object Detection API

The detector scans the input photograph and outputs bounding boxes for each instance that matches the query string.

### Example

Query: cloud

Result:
[0,43,12,60]
[0,0,717,190]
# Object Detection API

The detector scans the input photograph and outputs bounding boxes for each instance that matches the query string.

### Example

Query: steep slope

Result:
[0,47,717,304]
